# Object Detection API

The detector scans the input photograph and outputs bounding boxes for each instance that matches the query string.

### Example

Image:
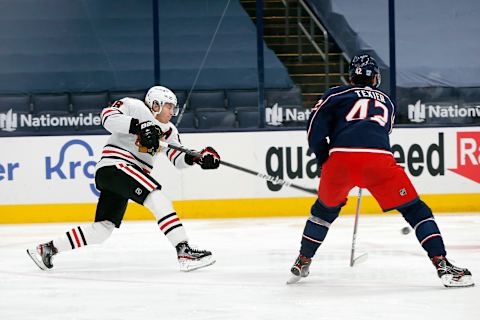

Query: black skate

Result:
[431,256,474,288]
[26,241,58,271]
[287,254,312,284]
[176,242,215,272]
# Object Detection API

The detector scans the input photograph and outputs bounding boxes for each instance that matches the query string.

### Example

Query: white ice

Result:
[1,214,479,320]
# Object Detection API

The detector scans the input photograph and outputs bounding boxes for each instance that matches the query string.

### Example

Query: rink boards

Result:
[0,127,479,223]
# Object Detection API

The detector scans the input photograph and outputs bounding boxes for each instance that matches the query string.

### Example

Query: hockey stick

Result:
[349,188,368,267]
[159,141,318,195]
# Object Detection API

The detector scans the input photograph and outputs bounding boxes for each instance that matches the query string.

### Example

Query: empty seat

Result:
[266,87,302,107]
[196,110,235,129]
[237,108,260,128]
[173,90,187,109]
[0,95,31,113]
[457,87,480,103]
[109,90,146,104]
[190,90,226,110]
[226,90,259,110]
[66,92,108,134]
[72,92,109,114]
[33,93,71,115]
[175,111,196,130]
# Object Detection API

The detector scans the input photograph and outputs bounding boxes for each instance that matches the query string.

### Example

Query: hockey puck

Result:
[401,227,411,235]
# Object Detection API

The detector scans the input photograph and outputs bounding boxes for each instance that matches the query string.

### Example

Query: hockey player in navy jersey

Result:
[287,54,474,287]
[27,86,220,272]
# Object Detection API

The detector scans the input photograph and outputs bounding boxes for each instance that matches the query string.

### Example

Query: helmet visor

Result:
[172,104,180,116]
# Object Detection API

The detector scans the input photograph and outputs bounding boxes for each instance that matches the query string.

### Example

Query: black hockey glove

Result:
[130,119,162,154]
[185,146,221,169]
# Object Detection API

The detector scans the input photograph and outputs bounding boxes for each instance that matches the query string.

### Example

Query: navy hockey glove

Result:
[185,146,221,169]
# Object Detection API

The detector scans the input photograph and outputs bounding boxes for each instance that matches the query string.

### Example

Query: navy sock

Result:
[398,200,446,258]
[300,199,341,258]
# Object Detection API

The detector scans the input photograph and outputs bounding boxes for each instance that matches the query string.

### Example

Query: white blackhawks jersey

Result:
[96,97,192,174]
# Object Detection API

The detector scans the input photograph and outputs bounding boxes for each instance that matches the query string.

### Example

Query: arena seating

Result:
[33,94,71,115]
[0,0,292,93]
[307,0,480,89]
[0,95,32,114]
[72,92,109,114]
[196,110,236,130]
[226,90,259,111]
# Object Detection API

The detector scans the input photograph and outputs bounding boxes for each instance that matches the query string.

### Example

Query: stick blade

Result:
[350,252,368,267]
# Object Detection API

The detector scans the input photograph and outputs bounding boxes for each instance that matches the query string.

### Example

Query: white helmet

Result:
[145,86,179,116]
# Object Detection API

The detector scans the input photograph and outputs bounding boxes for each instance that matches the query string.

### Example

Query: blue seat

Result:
[190,90,226,110]
[0,95,31,113]
[175,111,196,129]
[457,87,480,103]
[173,90,188,110]
[33,93,71,115]
[72,92,109,114]
[226,90,259,110]
[266,87,302,107]
[66,92,108,134]
[109,91,146,104]
[237,108,260,128]
[196,110,235,129]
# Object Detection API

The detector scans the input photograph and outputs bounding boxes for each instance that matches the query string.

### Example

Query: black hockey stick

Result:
[159,141,317,195]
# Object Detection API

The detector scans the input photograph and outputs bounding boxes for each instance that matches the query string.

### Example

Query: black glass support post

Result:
[388,0,396,103]
[153,0,160,85]
[256,0,266,127]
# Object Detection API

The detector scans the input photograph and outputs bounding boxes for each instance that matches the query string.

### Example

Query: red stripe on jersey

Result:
[159,218,180,231]
[103,147,152,173]
[329,147,392,155]
[101,108,119,119]
[71,228,81,248]
[120,164,156,190]
[102,150,136,160]
[169,149,178,160]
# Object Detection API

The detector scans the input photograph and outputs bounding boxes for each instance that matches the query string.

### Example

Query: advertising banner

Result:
[0,109,106,136]
[396,87,480,125]
[1,127,479,206]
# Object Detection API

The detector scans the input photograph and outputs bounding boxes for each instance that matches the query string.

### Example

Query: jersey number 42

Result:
[345,98,389,126]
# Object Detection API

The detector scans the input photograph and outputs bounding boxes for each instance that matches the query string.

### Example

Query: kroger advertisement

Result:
[0,127,479,206]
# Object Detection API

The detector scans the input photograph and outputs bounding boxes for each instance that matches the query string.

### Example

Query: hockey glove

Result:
[185,146,221,169]
[130,119,162,154]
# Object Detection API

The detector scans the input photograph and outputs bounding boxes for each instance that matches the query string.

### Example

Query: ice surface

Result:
[0,214,479,320]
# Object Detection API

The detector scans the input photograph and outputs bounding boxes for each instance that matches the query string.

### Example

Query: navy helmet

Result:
[348,53,381,87]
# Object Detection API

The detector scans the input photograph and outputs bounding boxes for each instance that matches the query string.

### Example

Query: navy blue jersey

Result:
[307,85,395,163]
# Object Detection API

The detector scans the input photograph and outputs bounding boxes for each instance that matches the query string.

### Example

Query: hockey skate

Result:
[287,254,311,284]
[176,242,215,272]
[26,241,58,271]
[431,256,474,288]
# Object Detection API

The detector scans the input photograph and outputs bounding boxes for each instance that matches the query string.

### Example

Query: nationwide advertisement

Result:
[396,87,480,125]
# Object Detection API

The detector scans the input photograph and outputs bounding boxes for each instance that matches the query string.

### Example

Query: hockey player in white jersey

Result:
[27,86,220,272]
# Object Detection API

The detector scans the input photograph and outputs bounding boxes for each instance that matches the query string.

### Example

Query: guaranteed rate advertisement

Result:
[0,127,479,206]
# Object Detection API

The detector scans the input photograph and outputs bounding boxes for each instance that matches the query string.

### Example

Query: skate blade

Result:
[286,274,302,285]
[26,249,48,271]
[441,274,475,288]
[179,256,216,272]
